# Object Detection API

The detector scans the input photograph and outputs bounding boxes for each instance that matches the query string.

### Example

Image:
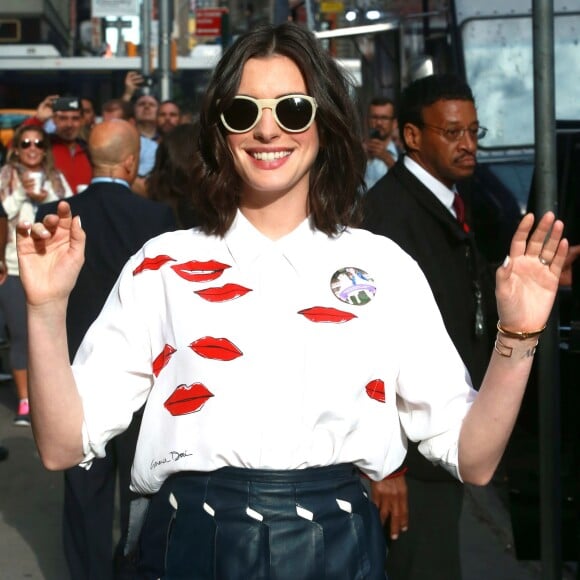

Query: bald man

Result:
[36,119,176,580]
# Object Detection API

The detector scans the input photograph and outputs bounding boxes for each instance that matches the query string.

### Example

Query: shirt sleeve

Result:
[72,254,155,465]
[394,257,477,481]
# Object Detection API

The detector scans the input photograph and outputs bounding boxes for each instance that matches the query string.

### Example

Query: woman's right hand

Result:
[16,200,85,306]
[22,176,48,203]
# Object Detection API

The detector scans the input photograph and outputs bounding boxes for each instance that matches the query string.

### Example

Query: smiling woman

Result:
[0,123,72,428]
[15,22,569,580]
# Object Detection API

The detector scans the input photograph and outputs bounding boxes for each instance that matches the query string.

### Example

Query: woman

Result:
[17,24,566,578]
[0,124,71,425]
[146,122,200,229]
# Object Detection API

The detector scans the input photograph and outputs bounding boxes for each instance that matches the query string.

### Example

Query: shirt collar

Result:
[224,209,325,272]
[404,156,456,214]
[90,177,131,189]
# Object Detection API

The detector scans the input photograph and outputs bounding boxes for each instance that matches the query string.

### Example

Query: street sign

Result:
[195,8,227,37]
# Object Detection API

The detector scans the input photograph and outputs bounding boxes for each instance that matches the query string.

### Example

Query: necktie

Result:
[453,193,470,233]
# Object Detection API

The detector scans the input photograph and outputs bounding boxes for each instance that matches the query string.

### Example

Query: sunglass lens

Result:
[223,99,259,132]
[20,139,45,149]
[276,97,313,131]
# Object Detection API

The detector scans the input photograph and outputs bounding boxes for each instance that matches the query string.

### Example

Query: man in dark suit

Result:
[36,119,176,580]
[362,74,498,580]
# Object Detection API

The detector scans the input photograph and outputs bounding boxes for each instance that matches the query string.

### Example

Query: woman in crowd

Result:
[0,124,72,425]
[17,23,566,578]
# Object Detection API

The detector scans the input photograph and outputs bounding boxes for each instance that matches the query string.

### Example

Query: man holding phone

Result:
[21,95,92,194]
[364,96,399,190]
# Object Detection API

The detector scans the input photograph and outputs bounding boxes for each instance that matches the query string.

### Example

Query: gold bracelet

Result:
[494,335,538,358]
[496,321,547,340]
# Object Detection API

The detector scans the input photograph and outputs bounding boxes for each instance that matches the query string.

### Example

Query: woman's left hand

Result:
[495,212,568,332]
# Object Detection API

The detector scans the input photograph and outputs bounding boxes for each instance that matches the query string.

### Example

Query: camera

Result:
[52,97,81,112]
[369,128,381,139]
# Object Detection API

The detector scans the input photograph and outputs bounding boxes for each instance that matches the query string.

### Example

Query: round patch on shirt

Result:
[330,267,376,305]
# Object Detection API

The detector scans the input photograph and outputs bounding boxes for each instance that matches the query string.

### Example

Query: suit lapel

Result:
[393,162,470,242]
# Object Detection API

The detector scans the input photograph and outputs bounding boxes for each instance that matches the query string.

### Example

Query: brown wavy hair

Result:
[195,22,366,237]
[147,123,201,229]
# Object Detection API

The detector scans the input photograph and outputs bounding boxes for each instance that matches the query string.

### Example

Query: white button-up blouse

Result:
[72,210,476,494]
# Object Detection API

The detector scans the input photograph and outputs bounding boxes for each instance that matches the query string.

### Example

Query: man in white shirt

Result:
[363,97,399,190]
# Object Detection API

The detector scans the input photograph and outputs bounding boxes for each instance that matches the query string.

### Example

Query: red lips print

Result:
[194,283,252,302]
[164,383,214,416]
[133,255,176,276]
[171,260,231,282]
[189,337,243,361]
[298,306,357,323]
[365,379,385,403]
[152,344,177,377]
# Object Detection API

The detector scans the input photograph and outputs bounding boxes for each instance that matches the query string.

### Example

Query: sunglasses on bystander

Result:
[19,138,46,150]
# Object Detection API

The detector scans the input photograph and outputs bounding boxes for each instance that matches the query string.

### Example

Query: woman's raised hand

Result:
[495,212,568,333]
[16,200,85,307]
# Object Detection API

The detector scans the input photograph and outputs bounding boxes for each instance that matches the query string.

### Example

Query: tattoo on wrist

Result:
[494,334,538,358]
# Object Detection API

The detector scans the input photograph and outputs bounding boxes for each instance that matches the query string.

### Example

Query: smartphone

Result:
[52,97,81,112]
[369,128,381,139]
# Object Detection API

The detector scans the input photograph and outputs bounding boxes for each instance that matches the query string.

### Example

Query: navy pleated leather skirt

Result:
[137,464,387,579]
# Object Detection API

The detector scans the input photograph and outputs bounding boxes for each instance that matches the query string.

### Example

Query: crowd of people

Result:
[0,20,573,580]
[0,75,202,578]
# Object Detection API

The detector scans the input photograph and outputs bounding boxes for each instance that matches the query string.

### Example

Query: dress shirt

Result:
[90,177,130,188]
[138,136,158,177]
[72,210,476,494]
[364,140,399,190]
[404,156,457,217]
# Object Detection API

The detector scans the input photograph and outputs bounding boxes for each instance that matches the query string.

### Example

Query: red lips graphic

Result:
[152,344,177,377]
[171,260,230,282]
[298,306,357,323]
[365,379,385,403]
[133,255,176,275]
[164,383,214,416]
[189,337,243,361]
[194,283,252,302]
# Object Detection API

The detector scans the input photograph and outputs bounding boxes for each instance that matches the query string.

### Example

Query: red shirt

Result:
[48,136,92,193]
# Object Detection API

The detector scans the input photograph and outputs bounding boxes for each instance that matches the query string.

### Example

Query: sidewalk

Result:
[0,379,67,579]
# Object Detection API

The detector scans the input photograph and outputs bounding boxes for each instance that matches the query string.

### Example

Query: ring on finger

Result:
[539,255,551,266]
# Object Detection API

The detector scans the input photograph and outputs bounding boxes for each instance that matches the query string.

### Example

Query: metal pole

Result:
[141,0,152,81]
[158,0,173,100]
[532,0,561,577]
